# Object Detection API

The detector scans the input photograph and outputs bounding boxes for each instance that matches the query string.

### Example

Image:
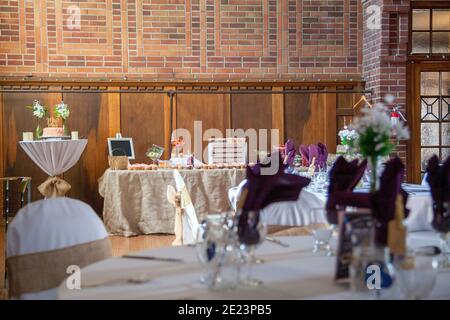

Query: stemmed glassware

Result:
[394,252,439,299]
[237,210,267,287]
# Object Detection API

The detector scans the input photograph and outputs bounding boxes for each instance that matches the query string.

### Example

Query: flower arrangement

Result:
[54,101,70,120]
[338,126,358,146]
[26,100,48,139]
[349,103,409,192]
[26,100,48,119]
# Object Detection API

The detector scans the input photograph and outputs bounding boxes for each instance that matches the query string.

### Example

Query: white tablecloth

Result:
[230,184,433,232]
[57,233,450,300]
[19,140,88,176]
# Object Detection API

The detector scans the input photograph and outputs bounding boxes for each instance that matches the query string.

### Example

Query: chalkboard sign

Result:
[107,138,135,160]
[334,211,374,283]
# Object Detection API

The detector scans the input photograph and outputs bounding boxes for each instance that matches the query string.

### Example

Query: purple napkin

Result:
[316,142,328,169]
[371,157,406,245]
[326,156,368,224]
[426,155,450,233]
[242,154,311,211]
[284,139,296,166]
[299,144,309,166]
[308,144,319,166]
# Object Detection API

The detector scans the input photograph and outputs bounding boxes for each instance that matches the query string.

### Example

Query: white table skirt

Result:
[19,139,88,176]
[57,232,450,300]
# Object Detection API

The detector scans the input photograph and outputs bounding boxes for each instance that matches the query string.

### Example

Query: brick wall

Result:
[362,0,410,165]
[0,0,363,80]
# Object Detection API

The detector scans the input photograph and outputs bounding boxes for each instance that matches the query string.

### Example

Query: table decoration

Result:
[299,143,328,169]
[146,144,165,164]
[54,101,70,136]
[22,132,33,141]
[349,104,409,193]
[425,155,450,265]
[26,100,48,139]
[108,155,129,170]
[337,126,358,154]
[195,214,241,290]
[71,131,78,140]
[19,139,88,197]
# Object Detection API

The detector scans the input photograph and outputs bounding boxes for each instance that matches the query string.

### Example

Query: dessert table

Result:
[57,232,450,300]
[99,168,246,236]
[19,139,88,197]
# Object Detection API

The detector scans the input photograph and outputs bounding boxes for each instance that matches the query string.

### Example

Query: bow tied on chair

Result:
[167,185,184,246]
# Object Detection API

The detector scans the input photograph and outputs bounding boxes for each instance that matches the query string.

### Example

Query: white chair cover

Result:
[228,179,248,211]
[173,170,199,245]
[6,197,110,300]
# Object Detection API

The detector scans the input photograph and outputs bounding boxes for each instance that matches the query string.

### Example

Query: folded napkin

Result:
[326,157,409,246]
[299,144,309,166]
[316,143,328,168]
[284,139,296,166]
[371,157,406,245]
[299,143,328,169]
[242,154,311,211]
[426,155,450,233]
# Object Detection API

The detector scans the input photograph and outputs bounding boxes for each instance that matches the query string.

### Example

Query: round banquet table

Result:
[19,139,88,197]
[229,184,434,232]
[58,232,450,300]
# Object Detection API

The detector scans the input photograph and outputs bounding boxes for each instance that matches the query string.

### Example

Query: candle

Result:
[71,131,79,140]
[22,132,33,141]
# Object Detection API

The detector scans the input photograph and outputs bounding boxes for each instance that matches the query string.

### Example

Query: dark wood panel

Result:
[121,93,165,163]
[176,93,229,162]
[231,94,272,161]
[2,92,62,202]
[62,93,110,214]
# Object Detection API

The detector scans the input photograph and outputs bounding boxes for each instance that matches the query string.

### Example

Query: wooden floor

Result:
[0,223,174,300]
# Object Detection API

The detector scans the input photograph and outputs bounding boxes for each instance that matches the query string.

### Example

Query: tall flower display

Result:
[26,100,48,139]
[349,104,409,193]
[54,101,70,135]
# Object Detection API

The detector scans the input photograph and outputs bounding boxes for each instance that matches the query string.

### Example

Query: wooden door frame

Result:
[407,61,450,183]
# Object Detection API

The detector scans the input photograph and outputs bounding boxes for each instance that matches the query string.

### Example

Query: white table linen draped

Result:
[57,232,450,300]
[19,140,88,176]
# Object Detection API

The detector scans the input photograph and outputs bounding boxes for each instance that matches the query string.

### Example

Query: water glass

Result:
[395,253,439,300]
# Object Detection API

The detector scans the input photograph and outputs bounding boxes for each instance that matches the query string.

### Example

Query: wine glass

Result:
[395,253,439,300]
[237,210,267,287]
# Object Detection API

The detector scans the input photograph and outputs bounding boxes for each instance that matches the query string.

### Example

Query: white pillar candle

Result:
[22,132,33,141]
[71,131,79,140]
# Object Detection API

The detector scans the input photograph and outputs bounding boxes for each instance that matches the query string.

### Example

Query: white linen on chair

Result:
[173,169,199,245]
[6,197,110,300]
[228,179,247,211]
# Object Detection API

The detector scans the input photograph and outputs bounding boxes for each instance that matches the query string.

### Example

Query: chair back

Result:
[173,170,199,245]
[1,177,31,230]
[6,197,111,299]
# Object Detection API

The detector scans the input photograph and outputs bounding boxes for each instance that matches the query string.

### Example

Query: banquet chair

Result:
[6,197,112,299]
[1,177,32,231]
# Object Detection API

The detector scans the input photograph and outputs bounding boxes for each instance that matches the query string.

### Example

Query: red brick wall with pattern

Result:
[362,0,409,166]
[0,0,364,80]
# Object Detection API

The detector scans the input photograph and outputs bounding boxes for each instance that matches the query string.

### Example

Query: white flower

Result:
[31,100,46,119]
[338,126,358,142]
[55,102,70,120]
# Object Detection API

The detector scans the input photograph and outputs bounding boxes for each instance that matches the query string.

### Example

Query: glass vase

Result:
[62,119,69,136]
[35,120,43,139]
[368,156,380,193]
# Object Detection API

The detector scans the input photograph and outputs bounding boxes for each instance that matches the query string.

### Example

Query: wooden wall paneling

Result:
[323,87,337,153]
[231,93,272,161]
[176,91,229,162]
[121,92,165,163]
[2,91,62,202]
[62,92,111,214]
[284,93,321,147]
[230,93,272,162]
[271,87,284,144]
[0,92,3,179]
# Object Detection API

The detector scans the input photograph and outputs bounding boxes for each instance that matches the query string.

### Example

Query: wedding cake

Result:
[42,117,64,137]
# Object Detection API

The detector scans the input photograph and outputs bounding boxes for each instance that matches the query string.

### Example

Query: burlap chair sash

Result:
[38,176,71,198]
[7,237,112,297]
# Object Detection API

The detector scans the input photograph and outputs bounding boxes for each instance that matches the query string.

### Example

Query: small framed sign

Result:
[107,137,135,160]
[334,211,374,283]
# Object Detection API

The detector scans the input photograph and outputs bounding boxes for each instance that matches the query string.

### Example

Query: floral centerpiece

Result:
[349,104,409,193]
[26,100,48,139]
[338,126,358,147]
[54,101,70,135]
